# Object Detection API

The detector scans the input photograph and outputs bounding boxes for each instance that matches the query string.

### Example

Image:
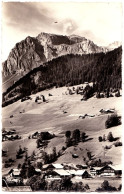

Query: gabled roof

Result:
[100,165,115,171]
[66,170,87,176]
[75,170,87,176]
[35,168,41,172]
[43,163,63,169]
[54,169,70,176]
[52,163,63,169]
[90,167,102,171]
[42,164,49,169]
[12,169,21,176]
[110,165,122,171]
[5,135,12,138]
[66,170,76,175]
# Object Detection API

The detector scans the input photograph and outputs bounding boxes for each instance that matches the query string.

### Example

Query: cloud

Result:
[2,2,54,34]
[1,2,123,61]
[63,20,78,35]
[52,19,78,36]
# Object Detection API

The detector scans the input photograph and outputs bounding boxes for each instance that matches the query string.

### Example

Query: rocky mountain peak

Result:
[2,32,113,90]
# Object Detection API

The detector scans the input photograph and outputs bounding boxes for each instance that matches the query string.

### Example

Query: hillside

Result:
[2,46,122,107]
[2,85,122,176]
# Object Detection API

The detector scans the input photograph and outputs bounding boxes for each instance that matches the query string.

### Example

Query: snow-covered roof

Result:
[66,170,86,176]
[35,168,41,172]
[13,169,21,176]
[54,169,70,176]
[110,165,122,171]
[90,167,102,171]
[42,164,49,169]
[6,135,12,138]
[43,163,63,169]
[52,164,63,169]
[66,170,76,175]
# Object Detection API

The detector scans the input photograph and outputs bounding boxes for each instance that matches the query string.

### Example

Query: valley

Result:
[2,84,122,191]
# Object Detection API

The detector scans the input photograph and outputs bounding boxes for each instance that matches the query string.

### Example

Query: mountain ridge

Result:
[2,46,122,107]
[3,32,109,78]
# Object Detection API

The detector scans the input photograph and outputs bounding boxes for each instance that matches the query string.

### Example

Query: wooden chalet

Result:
[53,169,71,178]
[113,165,122,177]
[90,167,102,176]
[66,169,91,179]
[43,163,63,171]
[9,168,21,178]
[45,169,70,180]
[99,165,115,177]
[32,132,40,139]
[35,168,42,175]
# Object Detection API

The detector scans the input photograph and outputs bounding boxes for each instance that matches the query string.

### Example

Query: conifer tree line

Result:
[2,46,122,106]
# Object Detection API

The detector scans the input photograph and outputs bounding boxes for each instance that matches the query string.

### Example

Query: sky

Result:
[1,1,123,62]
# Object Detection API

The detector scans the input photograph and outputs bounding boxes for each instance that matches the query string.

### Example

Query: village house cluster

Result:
[2,128,21,142]
[3,161,122,190]
[42,163,122,179]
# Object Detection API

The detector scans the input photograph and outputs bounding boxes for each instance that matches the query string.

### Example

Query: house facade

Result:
[99,165,115,177]
[90,167,101,176]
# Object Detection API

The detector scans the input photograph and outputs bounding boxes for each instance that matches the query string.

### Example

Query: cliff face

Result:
[2,36,47,77]
[2,32,109,78]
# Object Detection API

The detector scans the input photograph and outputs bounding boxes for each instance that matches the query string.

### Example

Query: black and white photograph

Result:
[1,1,123,192]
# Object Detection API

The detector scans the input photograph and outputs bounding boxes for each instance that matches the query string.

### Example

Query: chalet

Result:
[62,163,77,170]
[82,170,91,178]
[45,169,70,180]
[66,169,76,176]
[3,176,19,187]
[32,132,40,139]
[8,129,16,135]
[72,154,78,158]
[52,164,63,169]
[79,115,86,119]
[90,167,102,176]
[21,96,31,102]
[5,135,13,141]
[35,168,42,175]
[9,169,21,178]
[45,173,61,180]
[2,135,7,141]
[4,134,21,141]
[43,163,63,171]
[76,164,88,169]
[81,165,88,169]
[87,114,95,117]
[66,170,91,179]
[2,130,8,135]
[53,169,71,178]
[99,165,115,177]
[99,109,115,114]
[35,96,42,103]
[113,165,122,177]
